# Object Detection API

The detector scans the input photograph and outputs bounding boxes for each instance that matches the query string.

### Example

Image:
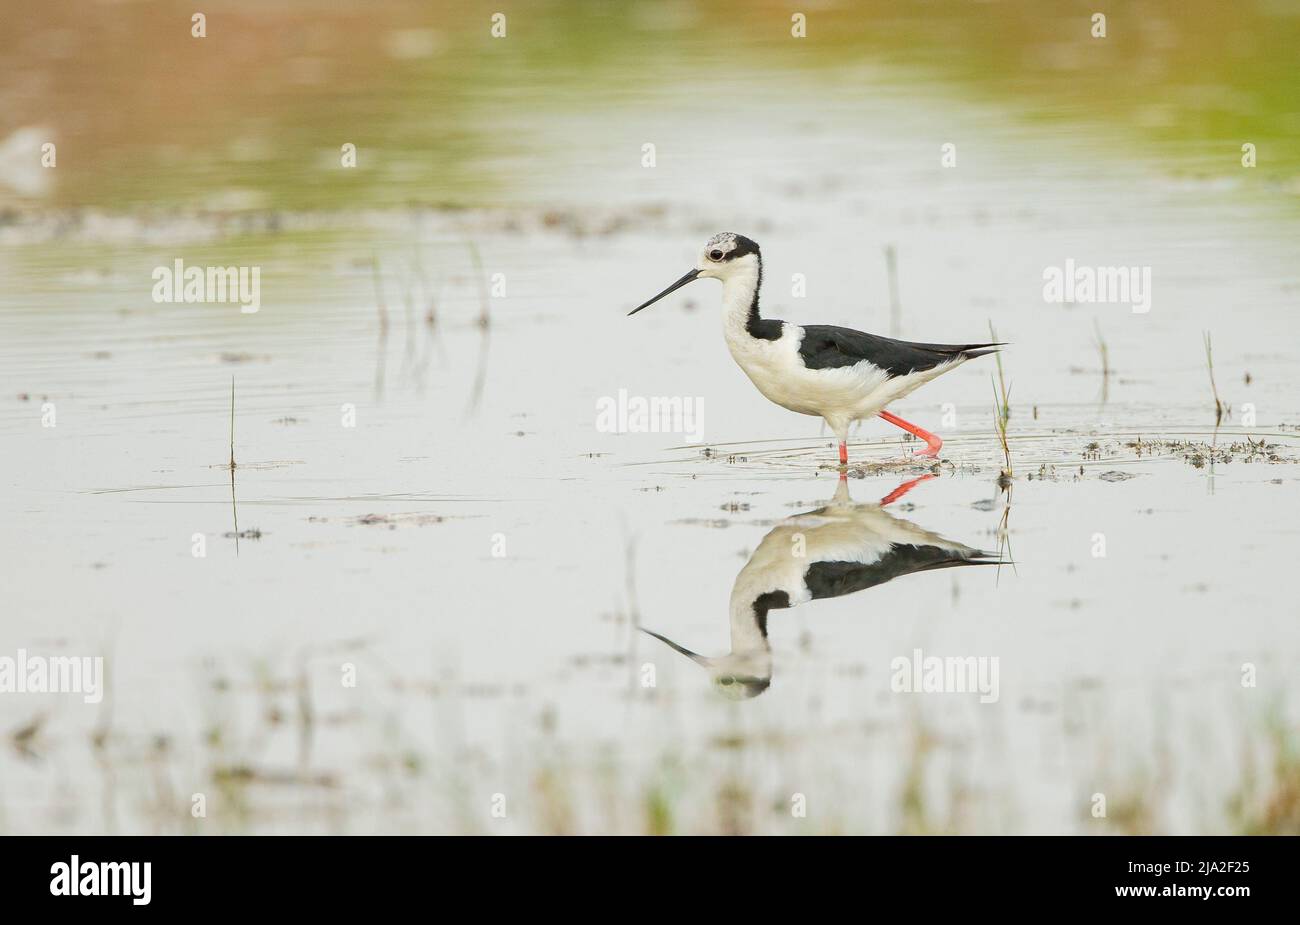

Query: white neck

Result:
[726,589,772,656]
[720,262,762,342]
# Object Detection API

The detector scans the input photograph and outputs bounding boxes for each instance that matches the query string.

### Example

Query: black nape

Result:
[723,234,761,261]
[751,590,791,635]
[743,257,783,340]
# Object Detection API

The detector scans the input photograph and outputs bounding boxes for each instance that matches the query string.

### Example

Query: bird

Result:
[642,474,998,699]
[628,233,1002,464]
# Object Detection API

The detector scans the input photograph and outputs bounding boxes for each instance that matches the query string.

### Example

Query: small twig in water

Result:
[989,320,1009,424]
[371,254,390,335]
[991,375,1013,482]
[229,377,240,555]
[1204,331,1227,425]
[228,377,236,470]
[463,240,492,416]
[372,254,390,398]
[467,241,491,331]
[995,493,1017,583]
[1094,319,1111,407]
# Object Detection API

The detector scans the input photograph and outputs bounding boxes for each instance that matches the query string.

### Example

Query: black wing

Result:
[797,324,1002,375]
[803,544,998,600]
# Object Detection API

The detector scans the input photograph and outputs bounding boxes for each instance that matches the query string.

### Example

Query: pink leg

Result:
[879,473,937,506]
[879,410,943,458]
[838,441,848,465]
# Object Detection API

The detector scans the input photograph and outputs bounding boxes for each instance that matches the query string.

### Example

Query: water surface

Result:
[2,0,1298,834]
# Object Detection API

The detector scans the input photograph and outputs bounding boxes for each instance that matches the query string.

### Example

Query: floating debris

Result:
[212,765,338,788]
[349,512,446,528]
[223,528,264,540]
[10,714,45,759]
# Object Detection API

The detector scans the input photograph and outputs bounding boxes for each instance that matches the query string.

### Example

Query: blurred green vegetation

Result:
[1,0,1296,211]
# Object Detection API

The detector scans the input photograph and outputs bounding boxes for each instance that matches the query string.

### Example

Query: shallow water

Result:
[2,2,1299,834]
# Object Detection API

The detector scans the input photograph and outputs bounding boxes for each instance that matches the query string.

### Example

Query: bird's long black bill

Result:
[628,268,699,315]
[641,628,709,665]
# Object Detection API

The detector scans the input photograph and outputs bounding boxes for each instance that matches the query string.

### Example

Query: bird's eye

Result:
[709,249,724,261]
[719,676,734,686]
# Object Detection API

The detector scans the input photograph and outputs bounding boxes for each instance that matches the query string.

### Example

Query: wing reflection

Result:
[643,475,997,699]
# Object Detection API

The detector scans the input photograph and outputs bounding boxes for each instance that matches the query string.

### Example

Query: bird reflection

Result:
[643,475,997,699]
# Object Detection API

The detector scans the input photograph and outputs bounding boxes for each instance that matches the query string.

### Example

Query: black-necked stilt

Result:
[643,475,997,698]
[629,233,1003,464]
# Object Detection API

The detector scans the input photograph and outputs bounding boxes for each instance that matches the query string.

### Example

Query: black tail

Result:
[907,341,1005,360]
[894,338,1005,362]
[957,343,1005,360]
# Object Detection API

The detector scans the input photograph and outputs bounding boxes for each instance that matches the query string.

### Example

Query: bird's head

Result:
[641,627,772,700]
[627,233,761,315]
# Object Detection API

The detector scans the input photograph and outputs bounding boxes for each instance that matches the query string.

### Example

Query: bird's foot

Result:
[913,434,943,458]
[879,410,943,459]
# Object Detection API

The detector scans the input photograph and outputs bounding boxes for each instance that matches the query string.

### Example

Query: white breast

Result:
[715,271,963,434]
[724,321,965,435]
